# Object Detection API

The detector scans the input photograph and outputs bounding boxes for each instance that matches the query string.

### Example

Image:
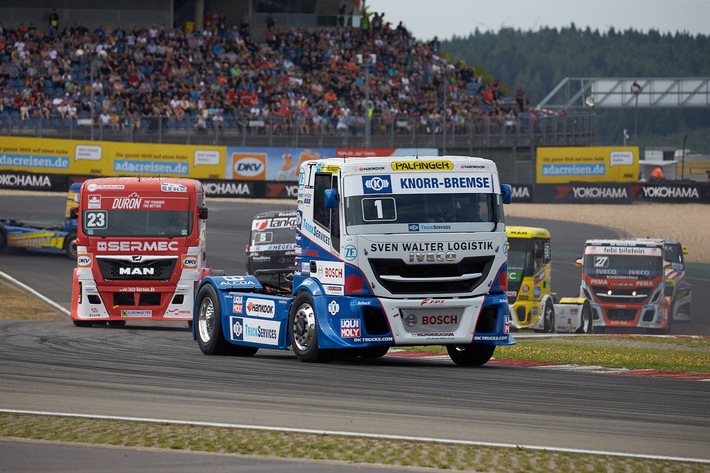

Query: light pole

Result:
[358,53,376,148]
[631,81,642,142]
[76,47,107,140]
[682,134,687,180]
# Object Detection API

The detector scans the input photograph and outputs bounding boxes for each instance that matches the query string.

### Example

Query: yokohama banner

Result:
[630,183,710,203]
[0,171,67,191]
[535,183,632,203]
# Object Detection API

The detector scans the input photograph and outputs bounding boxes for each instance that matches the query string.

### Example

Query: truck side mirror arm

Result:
[198,207,209,219]
[70,206,78,219]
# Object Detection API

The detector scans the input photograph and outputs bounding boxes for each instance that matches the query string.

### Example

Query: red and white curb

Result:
[387,350,710,381]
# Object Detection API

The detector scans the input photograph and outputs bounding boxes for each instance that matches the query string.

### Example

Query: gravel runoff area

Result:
[506,202,710,264]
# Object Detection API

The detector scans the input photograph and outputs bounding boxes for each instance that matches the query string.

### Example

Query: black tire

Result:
[446,344,495,367]
[195,284,258,356]
[72,320,92,327]
[196,284,229,355]
[575,302,593,334]
[64,233,77,259]
[0,225,7,251]
[108,320,126,328]
[542,300,555,333]
[289,292,335,363]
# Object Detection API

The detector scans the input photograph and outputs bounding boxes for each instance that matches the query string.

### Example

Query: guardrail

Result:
[0,113,597,151]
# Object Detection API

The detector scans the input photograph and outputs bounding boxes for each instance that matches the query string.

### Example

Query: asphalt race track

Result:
[0,193,709,467]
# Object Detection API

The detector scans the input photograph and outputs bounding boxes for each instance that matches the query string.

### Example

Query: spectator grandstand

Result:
[0,11,595,150]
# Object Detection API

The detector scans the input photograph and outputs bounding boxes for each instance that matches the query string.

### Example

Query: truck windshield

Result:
[344,193,499,233]
[583,254,663,278]
[82,210,192,237]
[251,228,296,247]
[507,238,533,275]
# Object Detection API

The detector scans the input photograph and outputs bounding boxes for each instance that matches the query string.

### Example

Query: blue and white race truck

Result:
[0,182,81,259]
[193,156,514,366]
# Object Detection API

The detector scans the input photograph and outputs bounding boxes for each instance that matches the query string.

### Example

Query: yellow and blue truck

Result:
[506,226,592,333]
[0,183,81,259]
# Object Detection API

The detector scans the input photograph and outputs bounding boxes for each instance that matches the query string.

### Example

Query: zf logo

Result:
[594,256,609,267]
[344,245,357,261]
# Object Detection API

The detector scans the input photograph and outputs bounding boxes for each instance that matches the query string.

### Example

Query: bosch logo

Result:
[404,314,417,327]
[362,175,392,194]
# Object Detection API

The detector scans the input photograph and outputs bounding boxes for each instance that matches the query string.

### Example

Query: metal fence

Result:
[1,112,598,154]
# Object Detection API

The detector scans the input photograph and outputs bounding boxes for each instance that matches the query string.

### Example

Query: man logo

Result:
[132,255,143,262]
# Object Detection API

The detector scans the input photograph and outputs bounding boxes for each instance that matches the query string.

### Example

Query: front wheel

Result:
[541,301,555,333]
[289,292,335,363]
[64,233,77,259]
[0,225,7,251]
[196,284,258,356]
[576,302,592,334]
[446,344,495,366]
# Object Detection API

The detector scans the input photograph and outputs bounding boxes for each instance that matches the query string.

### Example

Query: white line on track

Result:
[1,408,708,464]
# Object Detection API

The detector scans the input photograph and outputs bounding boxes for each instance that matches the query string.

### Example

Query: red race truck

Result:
[71,177,210,327]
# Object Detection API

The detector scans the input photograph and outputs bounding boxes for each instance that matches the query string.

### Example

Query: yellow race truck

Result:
[506,226,592,333]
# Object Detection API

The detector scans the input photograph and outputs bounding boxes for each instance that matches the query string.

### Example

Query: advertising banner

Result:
[1,137,226,179]
[630,182,710,203]
[536,146,639,184]
[510,184,533,203]
[335,148,438,158]
[536,183,632,203]
[225,147,334,182]
[0,170,68,191]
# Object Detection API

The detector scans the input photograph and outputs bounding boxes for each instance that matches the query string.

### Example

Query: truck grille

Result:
[605,308,637,321]
[97,258,177,280]
[368,256,494,295]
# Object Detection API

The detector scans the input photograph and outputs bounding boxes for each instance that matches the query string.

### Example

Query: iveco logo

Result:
[119,267,155,275]
[364,177,390,191]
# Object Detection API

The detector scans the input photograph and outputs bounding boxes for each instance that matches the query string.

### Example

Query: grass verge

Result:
[0,413,706,472]
[0,280,65,321]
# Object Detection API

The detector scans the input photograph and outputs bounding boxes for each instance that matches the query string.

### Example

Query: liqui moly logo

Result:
[112,192,142,209]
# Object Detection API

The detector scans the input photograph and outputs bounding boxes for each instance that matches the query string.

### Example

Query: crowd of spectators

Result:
[0,12,529,136]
